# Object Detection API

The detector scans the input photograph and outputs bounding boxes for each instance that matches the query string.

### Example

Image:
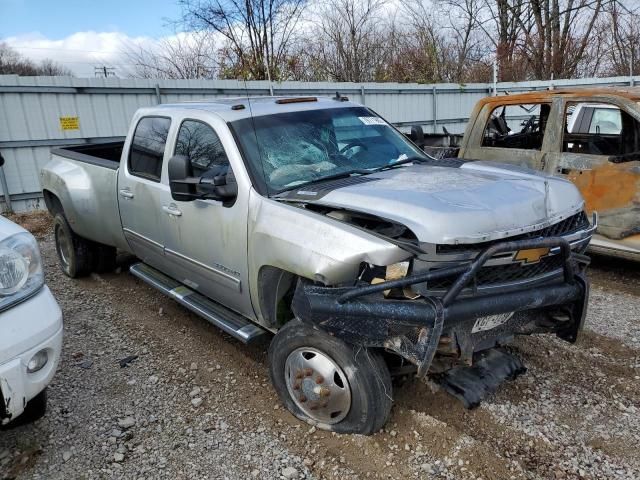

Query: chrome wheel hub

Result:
[55,225,71,268]
[284,347,351,424]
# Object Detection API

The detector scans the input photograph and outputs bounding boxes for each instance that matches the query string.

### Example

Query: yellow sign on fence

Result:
[59,116,80,130]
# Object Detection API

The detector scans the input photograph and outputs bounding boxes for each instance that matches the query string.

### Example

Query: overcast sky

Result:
[0,0,184,76]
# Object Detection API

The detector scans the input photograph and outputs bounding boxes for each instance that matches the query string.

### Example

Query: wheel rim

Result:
[55,224,71,270]
[284,347,351,424]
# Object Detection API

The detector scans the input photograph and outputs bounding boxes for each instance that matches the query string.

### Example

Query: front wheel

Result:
[268,319,392,434]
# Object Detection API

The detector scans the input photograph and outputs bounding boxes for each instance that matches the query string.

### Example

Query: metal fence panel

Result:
[0,74,638,212]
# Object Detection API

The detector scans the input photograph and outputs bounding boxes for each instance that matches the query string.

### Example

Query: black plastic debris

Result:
[118,355,139,368]
[433,348,526,409]
[77,359,93,369]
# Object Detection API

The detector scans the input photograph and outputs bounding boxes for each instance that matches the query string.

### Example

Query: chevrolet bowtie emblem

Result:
[514,247,551,264]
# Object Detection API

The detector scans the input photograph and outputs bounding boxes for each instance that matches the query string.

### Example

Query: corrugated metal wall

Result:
[0,74,638,212]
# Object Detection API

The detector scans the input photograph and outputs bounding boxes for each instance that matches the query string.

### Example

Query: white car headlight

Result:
[0,232,44,311]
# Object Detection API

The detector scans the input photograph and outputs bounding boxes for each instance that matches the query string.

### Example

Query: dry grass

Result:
[5,211,53,240]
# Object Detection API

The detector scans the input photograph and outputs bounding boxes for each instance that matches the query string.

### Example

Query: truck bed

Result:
[42,142,129,251]
[50,142,124,170]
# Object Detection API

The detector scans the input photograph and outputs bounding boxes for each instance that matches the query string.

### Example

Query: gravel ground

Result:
[1,213,639,480]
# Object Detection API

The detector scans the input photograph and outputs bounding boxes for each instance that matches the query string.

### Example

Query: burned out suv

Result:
[41,96,594,434]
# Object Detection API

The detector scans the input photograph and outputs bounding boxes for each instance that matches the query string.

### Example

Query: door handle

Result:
[119,189,134,199]
[162,205,182,217]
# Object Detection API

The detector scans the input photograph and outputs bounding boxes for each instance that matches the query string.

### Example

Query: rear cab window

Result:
[128,116,172,182]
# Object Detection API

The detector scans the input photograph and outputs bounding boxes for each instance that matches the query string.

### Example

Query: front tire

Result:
[268,319,392,435]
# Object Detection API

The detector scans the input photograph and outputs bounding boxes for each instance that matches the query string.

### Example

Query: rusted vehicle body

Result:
[415,88,640,261]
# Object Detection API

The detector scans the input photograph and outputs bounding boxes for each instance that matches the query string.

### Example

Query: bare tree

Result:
[307,0,390,82]
[116,0,639,83]
[0,43,73,76]
[601,1,640,76]
[444,0,621,80]
[0,43,35,75]
[371,0,491,83]
[178,0,306,80]
[125,33,219,79]
[393,1,449,82]
[37,58,74,76]
[471,0,530,80]
[525,0,604,78]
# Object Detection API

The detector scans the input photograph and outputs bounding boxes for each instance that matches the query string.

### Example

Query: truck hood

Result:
[296,162,584,244]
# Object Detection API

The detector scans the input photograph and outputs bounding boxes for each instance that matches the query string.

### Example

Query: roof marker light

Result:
[275,97,318,104]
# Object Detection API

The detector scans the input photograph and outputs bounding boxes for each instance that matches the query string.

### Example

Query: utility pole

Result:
[94,66,116,78]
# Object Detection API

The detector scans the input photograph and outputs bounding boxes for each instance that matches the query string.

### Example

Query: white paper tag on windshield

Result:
[358,116,388,126]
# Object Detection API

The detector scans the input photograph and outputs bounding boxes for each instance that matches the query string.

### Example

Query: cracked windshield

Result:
[230,106,427,193]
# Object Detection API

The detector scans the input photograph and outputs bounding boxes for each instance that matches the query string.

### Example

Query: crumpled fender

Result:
[247,190,411,321]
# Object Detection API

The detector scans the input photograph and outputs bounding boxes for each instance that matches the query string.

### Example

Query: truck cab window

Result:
[174,120,233,193]
[128,117,171,181]
[482,103,550,151]
[563,102,640,157]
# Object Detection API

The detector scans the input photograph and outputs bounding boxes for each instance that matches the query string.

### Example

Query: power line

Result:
[43,59,139,67]
[7,44,126,54]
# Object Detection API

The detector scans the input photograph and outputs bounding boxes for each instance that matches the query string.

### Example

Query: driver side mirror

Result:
[168,155,238,202]
[210,168,238,200]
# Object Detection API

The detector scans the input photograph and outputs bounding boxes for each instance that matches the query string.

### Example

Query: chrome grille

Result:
[436,211,590,254]
[426,254,565,292]
[419,211,590,295]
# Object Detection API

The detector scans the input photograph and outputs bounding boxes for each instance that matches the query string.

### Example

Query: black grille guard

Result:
[292,236,591,379]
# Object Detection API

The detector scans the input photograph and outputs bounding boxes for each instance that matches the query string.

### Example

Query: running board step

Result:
[129,262,268,344]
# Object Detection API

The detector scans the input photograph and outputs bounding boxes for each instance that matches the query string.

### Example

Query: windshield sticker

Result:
[358,116,388,126]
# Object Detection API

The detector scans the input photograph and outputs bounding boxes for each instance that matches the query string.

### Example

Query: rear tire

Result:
[53,213,94,278]
[268,319,393,435]
[92,243,117,273]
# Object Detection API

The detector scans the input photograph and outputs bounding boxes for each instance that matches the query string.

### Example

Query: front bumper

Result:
[0,287,63,424]
[293,237,590,378]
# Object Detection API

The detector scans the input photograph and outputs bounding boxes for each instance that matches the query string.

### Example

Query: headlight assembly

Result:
[0,232,44,311]
[368,261,419,300]
[385,261,410,280]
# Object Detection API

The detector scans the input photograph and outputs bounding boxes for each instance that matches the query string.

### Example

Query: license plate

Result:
[472,312,514,334]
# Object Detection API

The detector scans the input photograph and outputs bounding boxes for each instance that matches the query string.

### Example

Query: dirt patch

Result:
[6,211,53,240]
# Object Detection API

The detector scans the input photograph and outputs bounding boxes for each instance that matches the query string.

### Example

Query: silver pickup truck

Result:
[41,96,595,434]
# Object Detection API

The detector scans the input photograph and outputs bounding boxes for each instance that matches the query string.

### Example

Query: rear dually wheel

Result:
[53,213,93,278]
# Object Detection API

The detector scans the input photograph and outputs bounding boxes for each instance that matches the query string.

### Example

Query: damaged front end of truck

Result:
[290,208,595,408]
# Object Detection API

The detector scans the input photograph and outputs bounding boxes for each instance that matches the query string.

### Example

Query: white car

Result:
[567,102,622,134]
[0,215,62,427]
